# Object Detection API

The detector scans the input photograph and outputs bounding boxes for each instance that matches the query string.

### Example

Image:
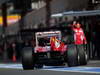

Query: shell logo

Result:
[0,15,21,26]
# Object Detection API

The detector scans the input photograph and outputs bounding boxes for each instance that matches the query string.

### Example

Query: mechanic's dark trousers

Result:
[95,42,100,59]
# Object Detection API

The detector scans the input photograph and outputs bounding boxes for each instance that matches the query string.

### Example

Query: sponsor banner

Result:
[0,15,21,26]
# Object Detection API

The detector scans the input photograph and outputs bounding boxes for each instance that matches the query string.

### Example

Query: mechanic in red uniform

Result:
[72,22,87,45]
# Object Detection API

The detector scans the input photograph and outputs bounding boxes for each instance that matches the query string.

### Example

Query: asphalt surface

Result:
[0,60,100,75]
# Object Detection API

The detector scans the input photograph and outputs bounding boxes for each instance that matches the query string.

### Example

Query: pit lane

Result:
[0,60,100,75]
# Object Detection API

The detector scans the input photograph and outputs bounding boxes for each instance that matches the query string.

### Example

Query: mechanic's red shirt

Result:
[73,28,87,45]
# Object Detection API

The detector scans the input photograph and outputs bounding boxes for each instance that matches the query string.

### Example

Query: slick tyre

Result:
[77,45,88,65]
[67,44,78,67]
[22,47,34,70]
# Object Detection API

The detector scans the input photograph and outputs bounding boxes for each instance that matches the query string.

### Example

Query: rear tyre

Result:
[67,44,78,67]
[77,45,88,65]
[22,47,34,70]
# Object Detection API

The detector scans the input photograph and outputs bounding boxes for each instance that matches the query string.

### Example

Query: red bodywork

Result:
[34,42,67,53]
[50,37,67,53]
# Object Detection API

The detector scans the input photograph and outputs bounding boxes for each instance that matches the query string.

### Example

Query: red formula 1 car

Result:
[21,31,88,70]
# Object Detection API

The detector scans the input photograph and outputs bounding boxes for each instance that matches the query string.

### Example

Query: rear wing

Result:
[35,31,61,46]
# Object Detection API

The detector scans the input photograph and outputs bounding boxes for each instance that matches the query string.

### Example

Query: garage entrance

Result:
[51,10,100,59]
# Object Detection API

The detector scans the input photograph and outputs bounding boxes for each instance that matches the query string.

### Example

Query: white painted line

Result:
[42,67,100,74]
[0,64,22,69]
[43,69,100,74]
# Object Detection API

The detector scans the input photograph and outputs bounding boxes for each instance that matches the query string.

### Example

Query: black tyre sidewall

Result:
[22,47,34,70]
[67,44,78,67]
[76,45,88,65]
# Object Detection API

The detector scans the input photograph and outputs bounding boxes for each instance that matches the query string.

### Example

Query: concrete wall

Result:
[5,22,20,35]
[5,0,89,34]
[67,0,88,10]
[24,0,89,28]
